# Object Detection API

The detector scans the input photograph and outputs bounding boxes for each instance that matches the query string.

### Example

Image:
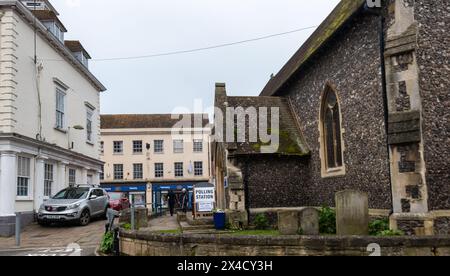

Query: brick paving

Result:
[0,219,105,256]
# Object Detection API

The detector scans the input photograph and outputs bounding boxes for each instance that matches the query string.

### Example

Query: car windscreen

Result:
[52,188,90,200]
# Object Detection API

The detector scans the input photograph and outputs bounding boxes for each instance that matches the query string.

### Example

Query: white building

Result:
[100,114,211,215]
[0,0,106,236]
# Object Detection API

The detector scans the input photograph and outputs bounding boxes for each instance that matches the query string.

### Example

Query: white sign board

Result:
[194,187,215,212]
[195,187,215,203]
[198,202,214,212]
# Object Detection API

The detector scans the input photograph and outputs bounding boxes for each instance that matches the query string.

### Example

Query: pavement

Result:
[144,214,180,232]
[0,218,105,256]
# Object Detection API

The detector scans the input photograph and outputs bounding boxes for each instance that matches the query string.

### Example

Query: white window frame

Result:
[193,139,203,153]
[133,140,143,154]
[154,140,164,154]
[133,163,143,180]
[44,163,54,198]
[69,168,76,187]
[174,162,184,178]
[113,141,123,154]
[173,140,184,154]
[17,156,31,199]
[55,86,66,130]
[114,164,124,180]
[154,163,164,178]
[86,107,94,143]
[194,161,203,176]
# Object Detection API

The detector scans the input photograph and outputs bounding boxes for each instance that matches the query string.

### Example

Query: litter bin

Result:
[213,211,226,230]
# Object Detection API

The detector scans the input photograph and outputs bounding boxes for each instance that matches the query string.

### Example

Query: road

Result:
[0,219,105,256]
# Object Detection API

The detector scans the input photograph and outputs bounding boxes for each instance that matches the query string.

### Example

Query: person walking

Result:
[181,188,189,213]
[167,190,176,216]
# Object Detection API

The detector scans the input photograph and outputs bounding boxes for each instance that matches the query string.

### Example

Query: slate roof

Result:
[214,87,310,156]
[260,0,366,96]
[101,114,210,129]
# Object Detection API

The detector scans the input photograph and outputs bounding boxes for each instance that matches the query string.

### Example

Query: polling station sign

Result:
[194,187,215,203]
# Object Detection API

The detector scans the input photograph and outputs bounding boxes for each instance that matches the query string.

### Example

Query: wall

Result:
[413,0,450,211]
[2,8,102,160]
[101,129,211,183]
[120,231,450,256]
[261,11,392,210]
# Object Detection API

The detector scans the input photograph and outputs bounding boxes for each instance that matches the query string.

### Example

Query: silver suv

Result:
[38,185,109,226]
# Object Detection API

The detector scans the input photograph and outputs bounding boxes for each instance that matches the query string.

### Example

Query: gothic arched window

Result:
[320,85,344,175]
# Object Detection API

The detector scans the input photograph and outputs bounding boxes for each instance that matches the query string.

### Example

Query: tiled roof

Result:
[260,0,365,96]
[101,114,210,129]
[215,93,310,156]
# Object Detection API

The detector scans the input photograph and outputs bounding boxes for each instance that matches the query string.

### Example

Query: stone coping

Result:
[120,230,450,248]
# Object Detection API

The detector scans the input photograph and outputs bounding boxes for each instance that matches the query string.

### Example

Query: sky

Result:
[52,0,340,115]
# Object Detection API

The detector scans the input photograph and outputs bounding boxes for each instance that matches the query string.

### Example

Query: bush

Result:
[378,229,404,236]
[369,218,390,236]
[319,206,336,234]
[253,214,270,230]
[121,223,132,230]
[100,232,114,254]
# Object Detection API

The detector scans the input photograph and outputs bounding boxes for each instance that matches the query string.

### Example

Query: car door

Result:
[89,189,102,215]
[96,189,108,213]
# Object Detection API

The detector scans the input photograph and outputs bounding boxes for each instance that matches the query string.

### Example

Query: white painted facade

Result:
[0,0,106,227]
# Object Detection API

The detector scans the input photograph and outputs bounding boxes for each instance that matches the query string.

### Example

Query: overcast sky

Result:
[52,0,340,115]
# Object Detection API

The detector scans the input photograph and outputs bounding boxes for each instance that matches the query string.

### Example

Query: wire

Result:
[42,25,318,62]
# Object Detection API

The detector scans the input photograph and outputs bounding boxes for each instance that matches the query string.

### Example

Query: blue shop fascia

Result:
[101,181,196,214]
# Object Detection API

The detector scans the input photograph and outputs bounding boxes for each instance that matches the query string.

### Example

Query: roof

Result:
[260,0,366,96]
[32,10,67,32]
[0,1,106,92]
[214,83,310,156]
[101,114,210,130]
[65,40,92,59]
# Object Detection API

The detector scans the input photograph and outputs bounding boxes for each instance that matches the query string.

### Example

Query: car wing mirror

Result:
[89,195,98,200]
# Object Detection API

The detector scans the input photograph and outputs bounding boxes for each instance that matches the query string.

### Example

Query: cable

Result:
[42,25,318,62]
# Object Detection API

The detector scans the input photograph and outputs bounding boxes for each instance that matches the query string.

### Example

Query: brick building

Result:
[212,0,449,235]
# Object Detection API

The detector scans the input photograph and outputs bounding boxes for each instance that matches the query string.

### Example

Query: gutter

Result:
[363,3,394,216]
[0,0,106,92]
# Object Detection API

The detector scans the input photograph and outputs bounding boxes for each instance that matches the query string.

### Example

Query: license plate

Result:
[47,215,61,220]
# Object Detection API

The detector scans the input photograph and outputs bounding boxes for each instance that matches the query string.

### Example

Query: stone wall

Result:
[235,11,391,210]
[280,12,392,210]
[120,230,450,256]
[413,0,450,211]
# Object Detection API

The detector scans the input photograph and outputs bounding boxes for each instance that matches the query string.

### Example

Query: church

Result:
[212,0,449,235]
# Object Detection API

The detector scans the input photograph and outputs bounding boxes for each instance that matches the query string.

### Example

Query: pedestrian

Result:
[181,188,189,213]
[167,190,176,216]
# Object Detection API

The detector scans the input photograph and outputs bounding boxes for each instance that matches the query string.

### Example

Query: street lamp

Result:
[68,125,84,150]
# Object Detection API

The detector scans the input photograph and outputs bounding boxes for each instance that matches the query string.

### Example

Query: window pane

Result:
[133,141,143,153]
[155,163,164,178]
[174,162,183,177]
[334,106,343,167]
[133,163,143,179]
[194,162,203,176]
[173,140,184,153]
[154,140,164,153]
[193,140,203,152]
[114,164,123,180]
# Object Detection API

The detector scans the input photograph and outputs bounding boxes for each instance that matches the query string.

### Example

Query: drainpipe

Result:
[364,2,394,215]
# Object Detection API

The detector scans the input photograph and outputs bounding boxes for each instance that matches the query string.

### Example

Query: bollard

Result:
[130,204,135,231]
[113,227,120,256]
[15,212,21,247]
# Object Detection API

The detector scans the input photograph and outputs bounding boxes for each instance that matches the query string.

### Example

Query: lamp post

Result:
[68,125,84,150]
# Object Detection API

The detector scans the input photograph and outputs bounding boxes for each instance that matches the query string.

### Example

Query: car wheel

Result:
[79,209,90,226]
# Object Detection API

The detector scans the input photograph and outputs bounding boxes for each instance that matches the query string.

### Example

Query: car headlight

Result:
[67,203,81,210]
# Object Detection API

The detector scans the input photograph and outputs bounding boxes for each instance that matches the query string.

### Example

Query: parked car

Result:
[37,185,110,226]
[108,192,130,211]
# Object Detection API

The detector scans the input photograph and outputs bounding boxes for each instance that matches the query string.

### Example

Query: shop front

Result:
[101,183,148,208]
[151,183,195,216]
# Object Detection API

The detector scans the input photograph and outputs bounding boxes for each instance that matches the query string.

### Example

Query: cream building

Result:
[0,0,106,236]
[100,114,211,214]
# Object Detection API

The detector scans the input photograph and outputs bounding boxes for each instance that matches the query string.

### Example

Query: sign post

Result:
[193,183,215,219]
